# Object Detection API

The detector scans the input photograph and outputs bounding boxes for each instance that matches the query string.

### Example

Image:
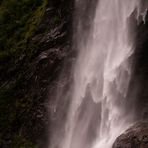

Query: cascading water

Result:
[49,0,147,148]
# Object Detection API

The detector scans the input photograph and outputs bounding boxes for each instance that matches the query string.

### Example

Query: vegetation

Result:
[0,0,47,52]
[0,0,48,147]
[0,0,70,146]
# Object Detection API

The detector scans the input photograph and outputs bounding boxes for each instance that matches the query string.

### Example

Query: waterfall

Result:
[49,0,146,148]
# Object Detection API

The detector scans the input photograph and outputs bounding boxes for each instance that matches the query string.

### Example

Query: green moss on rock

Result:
[0,0,47,54]
[11,135,37,148]
[0,0,48,147]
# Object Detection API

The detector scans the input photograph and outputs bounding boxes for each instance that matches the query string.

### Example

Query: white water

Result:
[49,0,146,148]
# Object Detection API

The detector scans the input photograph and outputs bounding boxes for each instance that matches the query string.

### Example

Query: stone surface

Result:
[113,121,148,148]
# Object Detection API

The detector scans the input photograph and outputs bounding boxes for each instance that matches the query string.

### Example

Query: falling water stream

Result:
[49,0,147,148]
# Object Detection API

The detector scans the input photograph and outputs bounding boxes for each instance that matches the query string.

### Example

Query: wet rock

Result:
[113,121,148,148]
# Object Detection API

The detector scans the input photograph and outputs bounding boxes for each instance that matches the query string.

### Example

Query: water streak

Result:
[49,0,146,148]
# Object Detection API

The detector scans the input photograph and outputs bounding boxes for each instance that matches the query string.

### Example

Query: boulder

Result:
[113,121,148,148]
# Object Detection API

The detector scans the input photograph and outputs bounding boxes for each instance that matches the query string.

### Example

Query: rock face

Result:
[113,122,148,148]
[0,0,74,147]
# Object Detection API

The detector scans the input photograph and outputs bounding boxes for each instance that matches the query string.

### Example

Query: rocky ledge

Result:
[113,121,148,148]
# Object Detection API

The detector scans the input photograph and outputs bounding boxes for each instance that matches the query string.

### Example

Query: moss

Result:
[11,135,37,148]
[53,15,61,25]
[0,0,48,55]
[25,0,48,39]
[0,0,48,142]
[0,82,17,128]
[0,76,36,147]
[0,50,10,61]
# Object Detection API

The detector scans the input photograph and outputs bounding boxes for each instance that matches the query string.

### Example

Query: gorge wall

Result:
[0,0,73,147]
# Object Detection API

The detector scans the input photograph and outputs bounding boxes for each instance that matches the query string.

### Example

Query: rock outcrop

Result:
[113,122,148,148]
[0,0,74,147]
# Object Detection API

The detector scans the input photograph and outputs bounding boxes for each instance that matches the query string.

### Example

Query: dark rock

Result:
[113,122,148,148]
[0,0,74,147]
